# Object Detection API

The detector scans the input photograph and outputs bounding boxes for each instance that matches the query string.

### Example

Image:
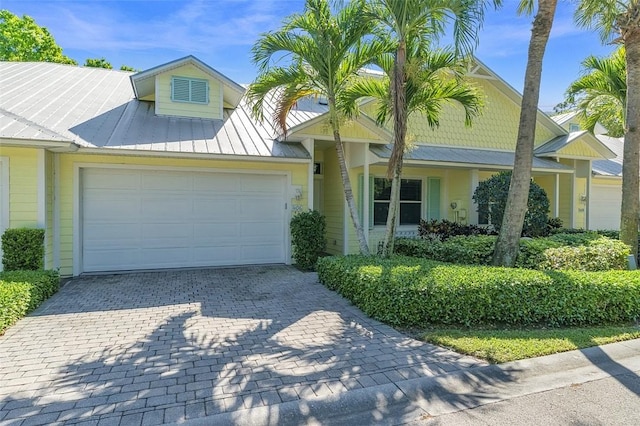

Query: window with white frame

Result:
[171,77,209,104]
[373,178,422,225]
[569,123,580,132]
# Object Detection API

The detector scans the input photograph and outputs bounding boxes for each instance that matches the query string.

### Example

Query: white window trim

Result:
[373,177,424,227]
[171,76,209,105]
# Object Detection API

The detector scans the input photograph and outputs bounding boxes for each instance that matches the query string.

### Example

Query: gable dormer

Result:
[129,55,245,120]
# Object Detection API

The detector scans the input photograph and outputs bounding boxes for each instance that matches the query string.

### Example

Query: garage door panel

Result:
[82,168,287,272]
[142,173,191,191]
[84,169,140,189]
[590,184,622,230]
[194,173,241,192]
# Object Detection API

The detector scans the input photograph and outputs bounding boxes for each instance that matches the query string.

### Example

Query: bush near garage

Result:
[1,228,45,271]
[394,234,630,272]
[0,269,59,334]
[316,255,640,327]
[290,210,326,271]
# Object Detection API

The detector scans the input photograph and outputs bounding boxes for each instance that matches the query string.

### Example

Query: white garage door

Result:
[589,184,622,230]
[82,168,287,273]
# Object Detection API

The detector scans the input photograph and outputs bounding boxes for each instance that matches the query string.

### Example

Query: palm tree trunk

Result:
[329,103,370,255]
[620,32,640,259]
[382,40,408,258]
[493,0,557,267]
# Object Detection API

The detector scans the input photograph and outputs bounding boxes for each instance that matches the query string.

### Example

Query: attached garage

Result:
[80,167,288,273]
[589,183,622,231]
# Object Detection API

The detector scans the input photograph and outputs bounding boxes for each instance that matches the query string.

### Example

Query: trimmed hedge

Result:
[1,228,45,271]
[0,270,59,334]
[394,234,630,271]
[317,255,640,327]
[290,210,326,271]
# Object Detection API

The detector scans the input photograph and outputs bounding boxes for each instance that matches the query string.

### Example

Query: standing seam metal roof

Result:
[0,61,310,159]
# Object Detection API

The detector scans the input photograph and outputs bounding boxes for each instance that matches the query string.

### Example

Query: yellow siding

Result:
[558,139,602,158]
[297,119,384,141]
[57,153,308,276]
[592,177,621,186]
[155,64,223,119]
[533,175,557,217]
[45,151,54,269]
[574,177,587,229]
[371,78,557,151]
[0,147,39,228]
[321,147,345,255]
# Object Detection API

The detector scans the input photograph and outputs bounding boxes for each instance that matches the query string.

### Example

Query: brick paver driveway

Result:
[0,266,485,425]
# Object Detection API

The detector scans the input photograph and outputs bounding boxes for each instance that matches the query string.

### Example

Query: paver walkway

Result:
[0,266,485,425]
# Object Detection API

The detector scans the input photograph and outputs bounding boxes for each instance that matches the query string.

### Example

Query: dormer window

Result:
[171,77,209,104]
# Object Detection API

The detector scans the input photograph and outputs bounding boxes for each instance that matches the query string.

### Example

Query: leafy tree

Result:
[362,0,499,257]
[0,10,76,64]
[574,0,640,258]
[561,47,625,137]
[84,57,112,69]
[247,0,386,255]
[493,0,557,267]
[120,65,137,72]
[473,171,550,237]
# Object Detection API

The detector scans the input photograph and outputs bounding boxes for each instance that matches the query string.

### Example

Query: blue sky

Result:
[4,0,615,111]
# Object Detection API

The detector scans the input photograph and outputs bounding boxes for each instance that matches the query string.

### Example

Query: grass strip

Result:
[419,326,640,364]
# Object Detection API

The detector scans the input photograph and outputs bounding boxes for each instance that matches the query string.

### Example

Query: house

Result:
[550,112,623,230]
[0,56,615,276]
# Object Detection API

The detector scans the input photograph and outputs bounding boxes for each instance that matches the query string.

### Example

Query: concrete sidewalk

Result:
[174,338,640,425]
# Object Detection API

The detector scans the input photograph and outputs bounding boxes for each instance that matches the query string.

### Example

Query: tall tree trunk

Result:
[382,40,408,258]
[329,103,370,255]
[620,32,640,259]
[493,0,557,267]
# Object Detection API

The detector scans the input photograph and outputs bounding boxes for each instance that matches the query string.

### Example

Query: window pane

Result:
[374,202,389,225]
[399,203,421,225]
[374,178,391,201]
[400,179,421,201]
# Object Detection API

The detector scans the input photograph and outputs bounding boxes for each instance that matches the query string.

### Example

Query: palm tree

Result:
[342,47,483,254]
[573,0,640,259]
[367,0,500,257]
[563,47,626,138]
[246,0,385,255]
[492,0,557,267]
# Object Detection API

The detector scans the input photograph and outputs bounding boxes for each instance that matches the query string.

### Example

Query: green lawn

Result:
[416,326,640,364]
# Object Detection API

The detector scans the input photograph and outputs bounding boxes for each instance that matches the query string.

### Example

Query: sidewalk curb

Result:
[171,339,640,425]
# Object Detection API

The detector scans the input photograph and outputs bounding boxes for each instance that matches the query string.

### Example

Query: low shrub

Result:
[541,237,630,271]
[396,234,630,272]
[0,270,59,334]
[290,210,326,271]
[418,219,493,241]
[317,255,640,327]
[514,238,562,269]
[1,228,45,271]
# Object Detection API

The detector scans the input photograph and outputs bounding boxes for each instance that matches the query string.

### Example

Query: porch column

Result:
[302,138,314,210]
[554,173,560,219]
[586,160,592,229]
[363,143,370,245]
[469,169,479,225]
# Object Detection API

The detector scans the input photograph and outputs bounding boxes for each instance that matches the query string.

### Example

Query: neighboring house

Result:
[0,56,615,276]
[550,112,623,230]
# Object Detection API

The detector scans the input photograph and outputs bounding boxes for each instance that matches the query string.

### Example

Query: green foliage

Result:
[1,228,45,271]
[290,210,326,270]
[84,57,112,69]
[119,64,136,72]
[540,237,630,271]
[472,171,550,237]
[395,234,629,272]
[0,10,76,64]
[418,219,494,241]
[0,269,59,334]
[317,255,640,327]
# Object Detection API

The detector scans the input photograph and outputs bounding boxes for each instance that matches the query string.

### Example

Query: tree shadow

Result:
[0,266,518,424]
